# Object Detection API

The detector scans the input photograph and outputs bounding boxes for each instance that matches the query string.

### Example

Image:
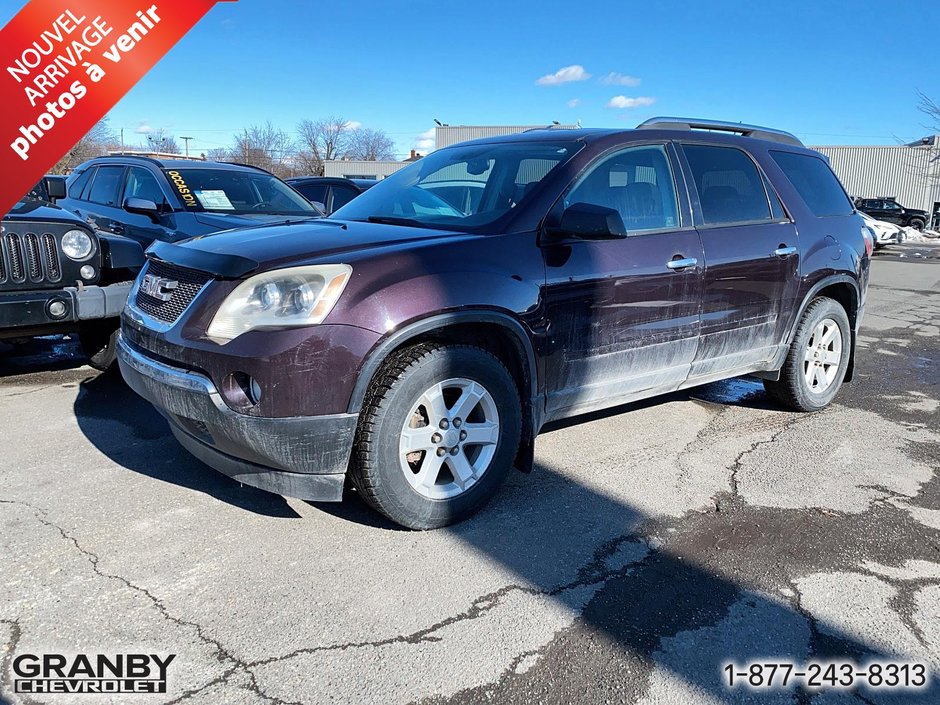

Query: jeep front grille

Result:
[135,259,213,325]
[1,231,63,285]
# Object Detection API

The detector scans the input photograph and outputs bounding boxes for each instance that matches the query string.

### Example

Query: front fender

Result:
[99,233,146,271]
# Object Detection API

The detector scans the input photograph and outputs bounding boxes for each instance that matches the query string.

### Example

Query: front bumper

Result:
[0,282,132,331]
[117,335,357,501]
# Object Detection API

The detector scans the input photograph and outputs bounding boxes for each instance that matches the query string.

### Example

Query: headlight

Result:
[207,264,352,343]
[61,229,93,260]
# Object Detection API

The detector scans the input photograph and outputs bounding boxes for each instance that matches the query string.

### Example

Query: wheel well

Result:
[385,322,532,406]
[817,282,858,328]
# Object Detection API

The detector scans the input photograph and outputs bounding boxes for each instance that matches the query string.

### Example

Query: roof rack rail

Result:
[636,117,804,147]
[223,161,274,174]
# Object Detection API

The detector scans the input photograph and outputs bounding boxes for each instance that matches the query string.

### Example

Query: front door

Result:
[679,143,801,378]
[541,143,704,419]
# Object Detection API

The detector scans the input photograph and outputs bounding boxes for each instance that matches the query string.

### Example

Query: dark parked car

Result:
[56,156,321,247]
[855,197,928,230]
[2,189,144,369]
[118,118,871,529]
[286,176,377,215]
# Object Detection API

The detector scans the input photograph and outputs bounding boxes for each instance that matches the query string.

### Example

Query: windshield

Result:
[332,140,582,229]
[164,168,318,215]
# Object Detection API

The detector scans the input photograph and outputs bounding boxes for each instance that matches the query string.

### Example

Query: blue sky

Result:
[4,0,938,158]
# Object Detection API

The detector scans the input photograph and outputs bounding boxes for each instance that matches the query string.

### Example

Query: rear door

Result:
[679,143,800,380]
[71,164,127,236]
[541,142,704,418]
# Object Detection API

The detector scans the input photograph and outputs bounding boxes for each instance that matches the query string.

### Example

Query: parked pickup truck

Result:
[855,197,928,231]
[1,182,144,369]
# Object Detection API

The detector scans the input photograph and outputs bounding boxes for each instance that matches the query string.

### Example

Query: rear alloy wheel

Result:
[350,343,521,529]
[764,296,851,412]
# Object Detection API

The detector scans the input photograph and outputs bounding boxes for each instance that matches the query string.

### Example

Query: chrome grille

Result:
[134,259,213,325]
[6,233,25,282]
[24,234,41,280]
[41,233,61,281]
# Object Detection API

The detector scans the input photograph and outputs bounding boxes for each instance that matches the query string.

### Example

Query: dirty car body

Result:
[119,119,871,528]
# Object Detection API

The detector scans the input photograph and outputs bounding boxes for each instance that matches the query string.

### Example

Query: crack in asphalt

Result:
[246,533,652,671]
[0,499,291,705]
[0,497,651,705]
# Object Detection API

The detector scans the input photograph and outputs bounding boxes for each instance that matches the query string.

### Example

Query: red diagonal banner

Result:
[0,0,236,215]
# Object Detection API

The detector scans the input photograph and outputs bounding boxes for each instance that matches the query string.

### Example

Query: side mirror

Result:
[548,202,627,240]
[45,176,66,201]
[124,197,160,222]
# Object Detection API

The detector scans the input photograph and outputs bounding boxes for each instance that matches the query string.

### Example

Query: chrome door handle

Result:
[666,257,698,270]
[774,246,797,257]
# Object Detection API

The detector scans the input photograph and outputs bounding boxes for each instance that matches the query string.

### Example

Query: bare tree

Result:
[347,127,396,161]
[918,91,940,131]
[50,119,114,173]
[205,147,231,162]
[232,122,295,178]
[296,116,355,175]
[141,128,180,154]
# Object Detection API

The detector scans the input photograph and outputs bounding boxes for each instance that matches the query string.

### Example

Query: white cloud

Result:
[599,72,641,86]
[134,122,152,134]
[566,98,581,108]
[413,127,435,154]
[606,95,656,109]
[535,64,591,86]
[345,120,362,130]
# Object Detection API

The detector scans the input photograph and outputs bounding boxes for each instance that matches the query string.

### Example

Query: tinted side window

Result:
[770,151,853,217]
[123,167,166,205]
[295,183,328,206]
[88,166,125,207]
[683,144,772,225]
[330,185,359,211]
[565,144,680,232]
[68,169,92,200]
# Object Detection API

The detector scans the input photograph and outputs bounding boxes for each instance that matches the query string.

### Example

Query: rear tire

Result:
[764,297,851,412]
[79,321,120,371]
[909,218,925,232]
[350,343,521,530]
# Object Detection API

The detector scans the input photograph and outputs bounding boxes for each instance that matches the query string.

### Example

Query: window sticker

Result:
[194,190,235,210]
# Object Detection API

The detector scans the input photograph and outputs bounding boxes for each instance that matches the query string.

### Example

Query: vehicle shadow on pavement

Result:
[0,337,89,378]
[72,370,303,518]
[424,459,938,703]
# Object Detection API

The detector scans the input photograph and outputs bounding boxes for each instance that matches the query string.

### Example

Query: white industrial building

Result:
[811,136,940,219]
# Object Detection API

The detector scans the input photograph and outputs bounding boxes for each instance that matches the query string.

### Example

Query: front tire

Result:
[350,343,522,529]
[764,297,851,412]
[79,321,120,371]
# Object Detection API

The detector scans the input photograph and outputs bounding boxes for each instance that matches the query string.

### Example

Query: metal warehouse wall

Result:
[435,125,579,149]
[810,143,940,213]
[323,160,407,179]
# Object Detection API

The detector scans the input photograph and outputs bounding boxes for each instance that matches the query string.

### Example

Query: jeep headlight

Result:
[61,229,93,260]
[207,264,352,343]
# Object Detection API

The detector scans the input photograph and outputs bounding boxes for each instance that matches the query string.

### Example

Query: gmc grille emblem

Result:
[141,274,179,302]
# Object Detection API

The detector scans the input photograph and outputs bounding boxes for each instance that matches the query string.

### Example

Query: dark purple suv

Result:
[118,118,871,529]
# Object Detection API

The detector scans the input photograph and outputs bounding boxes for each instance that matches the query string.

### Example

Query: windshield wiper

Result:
[365,215,425,227]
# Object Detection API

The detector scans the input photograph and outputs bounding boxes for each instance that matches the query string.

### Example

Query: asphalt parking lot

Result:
[1,241,938,705]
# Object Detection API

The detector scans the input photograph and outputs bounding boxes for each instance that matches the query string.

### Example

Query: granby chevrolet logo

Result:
[140,273,178,301]
[13,652,176,694]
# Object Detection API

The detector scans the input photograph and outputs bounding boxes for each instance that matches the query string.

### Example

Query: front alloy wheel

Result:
[400,378,500,500]
[351,343,521,529]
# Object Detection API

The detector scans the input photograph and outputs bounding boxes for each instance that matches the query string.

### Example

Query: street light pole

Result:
[180,136,193,158]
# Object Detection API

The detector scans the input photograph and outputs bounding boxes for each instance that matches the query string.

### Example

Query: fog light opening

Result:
[47,300,68,319]
[221,371,262,412]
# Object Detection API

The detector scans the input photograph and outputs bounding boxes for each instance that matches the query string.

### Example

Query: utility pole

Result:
[180,136,193,158]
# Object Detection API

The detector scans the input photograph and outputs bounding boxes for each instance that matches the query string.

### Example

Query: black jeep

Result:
[1,182,144,369]
[855,197,929,231]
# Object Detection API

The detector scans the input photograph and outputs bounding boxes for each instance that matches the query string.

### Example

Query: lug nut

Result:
[431,433,442,444]
[460,431,467,441]
[437,448,446,457]
[453,418,462,428]
[439,419,450,430]
[450,447,459,456]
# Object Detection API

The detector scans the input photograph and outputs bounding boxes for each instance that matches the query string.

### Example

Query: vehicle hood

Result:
[192,211,319,231]
[2,199,86,226]
[905,208,928,217]
[147,218,469,278]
